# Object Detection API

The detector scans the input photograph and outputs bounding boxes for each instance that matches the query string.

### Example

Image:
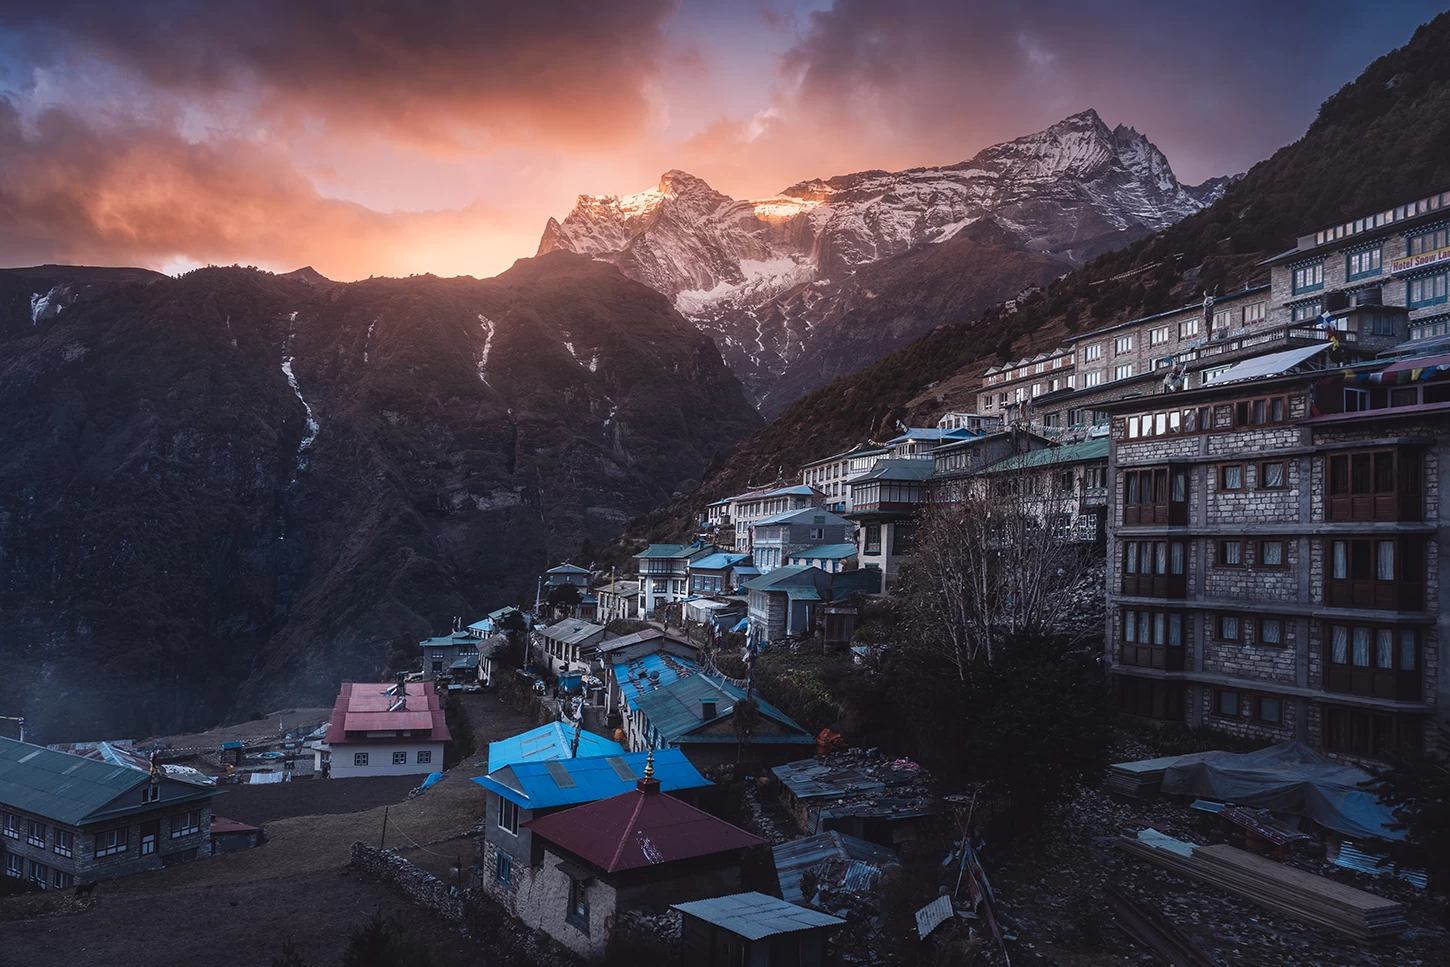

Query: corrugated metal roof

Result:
[689,553,752,571]
[773,831,899,903]
[976,437,1110,475]
[0,737,201,827]
[636,543,696,559]
[752,508,848,527]
[631,675,811,746]
[786,586,822,601]
[742,564,825,592]
[852,459,936,482]
[1204,342,1330,386]
[613,652,698,710]
[789,543,858,561]
[486,723,625,773]
[537,618,607,646]
[672,892,844,940]
[474,748,710,809]
[526,787,765,873]
[546,563,592,574]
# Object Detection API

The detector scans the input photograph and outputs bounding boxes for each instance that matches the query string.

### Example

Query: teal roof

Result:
[632,676,812,747]
[474,748,709,810]
[743,565,823,592]
[637,543,689,559]
[614,652,698,711]
[690,553,752,571]
[977,437,1110,475]
[0,737,214,827]
[449,655,480,670]
[790,544,857,561]
[753,508,848,527]
[786,586,822,601]
[487,723,625,773]
[546,563,592,575]
[853,459,935,483]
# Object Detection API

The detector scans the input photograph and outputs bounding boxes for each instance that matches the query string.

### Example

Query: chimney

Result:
[700,698,717,720]
[636,748,661,794]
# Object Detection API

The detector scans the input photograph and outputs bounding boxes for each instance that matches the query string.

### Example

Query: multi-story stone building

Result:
[1106,344,1448,760]
[725,486,823,553]
[978,346,1075,424]
[845,459,936,591]
[1,737,216,889]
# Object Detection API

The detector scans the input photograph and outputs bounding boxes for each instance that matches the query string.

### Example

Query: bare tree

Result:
[899,459,1099,679]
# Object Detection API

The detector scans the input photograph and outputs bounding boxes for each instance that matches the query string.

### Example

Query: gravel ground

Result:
[986,736,1450,967]
[216,774,421,827]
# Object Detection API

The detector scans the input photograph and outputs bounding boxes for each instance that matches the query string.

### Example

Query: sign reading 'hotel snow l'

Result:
[1390,246,1450,274]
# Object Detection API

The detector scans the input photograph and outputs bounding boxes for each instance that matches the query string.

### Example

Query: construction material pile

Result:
[1118,828,1408,941]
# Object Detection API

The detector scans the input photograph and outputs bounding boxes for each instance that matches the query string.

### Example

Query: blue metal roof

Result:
[613,652,698,711]
[752,508,848,527]
[789,543,857,560]
[672,892,844,940]
[632,675,812,746]
[690,552,752,571]
[760,485,818,498]
[486,723,625,773]
[473,748,710,810]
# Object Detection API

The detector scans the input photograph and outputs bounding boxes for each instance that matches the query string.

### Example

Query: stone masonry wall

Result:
[1198,685,1298,742]
[351,842,466,922]
[1202,537,1303,600]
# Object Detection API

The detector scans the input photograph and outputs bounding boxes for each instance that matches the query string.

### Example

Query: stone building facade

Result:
[1106,353,1448,760]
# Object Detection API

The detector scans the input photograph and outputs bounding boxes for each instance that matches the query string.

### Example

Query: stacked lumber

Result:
[1105,752,1220,798]
[1118,829,1407,940]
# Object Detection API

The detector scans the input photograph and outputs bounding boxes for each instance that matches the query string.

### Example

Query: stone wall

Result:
[351,841,465,922]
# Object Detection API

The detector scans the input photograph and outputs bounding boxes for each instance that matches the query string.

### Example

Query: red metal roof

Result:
[324,682,451,746]
[1381,351,1450,374]
[209,816,260,835]
[524,783,765,874]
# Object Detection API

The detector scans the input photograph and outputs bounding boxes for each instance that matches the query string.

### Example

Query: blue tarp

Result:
[1160,740,1404,842]
[730,617,749,632]
[419,772,443,790]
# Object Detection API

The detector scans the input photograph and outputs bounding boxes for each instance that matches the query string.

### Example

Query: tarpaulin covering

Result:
[1160,741,1402,841]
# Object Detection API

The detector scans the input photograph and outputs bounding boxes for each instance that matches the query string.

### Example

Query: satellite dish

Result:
[649,670,660,682]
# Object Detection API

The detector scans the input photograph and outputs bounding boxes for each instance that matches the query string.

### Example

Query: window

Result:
[144,783,160,803]
[1255,696,1283,725]
[864,524,882,555]
[1408,271,1448,307]
[53,829,73,858]
[1084,343,1103,362]
[495,851,512,884]
[26,820,45,848]
[1179,318,1200,338]
[1260,461,1285,489]
[95,829,127,857]
[1113,363,1134,381]
[567,877,590,930]
[1217,614,1240,641]
[140,821,158,856]
[51,870,74,889]
[1114,335,1134,355]
[498,797,519,835]
[1083,370,1103,387]
[1212,308,1235,331]
[1219,465,1243,491]
[2,813,18,839]
[1218,540,1242,566]
[1409,226,1449,255]
[1292,261,1324,293]
[3,854,20,879]
[1347,246,1382,279]
[1215,690,1241,718]
[1259,618,1284,646]
[354,752,369,767]
[417,750,432,765]
[1149,326,1170,346]
[1290,301,1322,323]
[808,526,826,540]
[28,860,48,888]
[392,751,407,765]
[171,809,201,838]
[1243,302,1266,324]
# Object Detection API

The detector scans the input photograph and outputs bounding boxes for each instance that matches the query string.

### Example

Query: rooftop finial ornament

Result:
[644,748,655,779]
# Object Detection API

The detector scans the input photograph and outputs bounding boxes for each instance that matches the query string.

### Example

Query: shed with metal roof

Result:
[674,892,844,966]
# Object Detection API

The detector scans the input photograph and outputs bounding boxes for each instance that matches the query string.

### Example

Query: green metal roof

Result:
[976,437,1110,475]
[742,564,823,592]
[631,675,812,746]
[786,586,822,601]
[637,543,688,558]
[852,459,936,483]
[789,543,858,560]
[0,737,212,826]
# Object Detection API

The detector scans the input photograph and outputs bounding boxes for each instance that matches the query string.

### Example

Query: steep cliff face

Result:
[0,254,760,740]
[541,110,1230,414]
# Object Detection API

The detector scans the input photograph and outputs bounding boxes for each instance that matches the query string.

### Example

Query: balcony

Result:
[1120,574,1188,598]
[1325,537,1424,610]
[1326,450,1422,522]
[1324,665,1421,701]
[1325,579,1423,611]
[1121,467,1188,527]
[1119,642,1185,671]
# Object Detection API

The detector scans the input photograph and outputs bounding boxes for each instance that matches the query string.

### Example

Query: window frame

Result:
[1219,464,1244,491]
[566,876,591,931]
[1218,614,1241,641]
[95,828,128,857]
[417,750,432,765]
[1218,539,1243,567]
[498,796,519,836]
[1258,617,1286,647]
[1259,461,1286,489]
[1258,540,1286,568]
[171,809,201,839]
[1213,689,1241,719]
[1254,695,1285,726]
[53,828,73,858]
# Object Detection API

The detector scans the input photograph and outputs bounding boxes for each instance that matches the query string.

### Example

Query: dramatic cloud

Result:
[0,1,1445,277]
[0,99,535,279]
[0,0,679,148]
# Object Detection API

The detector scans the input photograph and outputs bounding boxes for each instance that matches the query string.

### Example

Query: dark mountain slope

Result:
[0,253,760,740]
[612,9,1450,550]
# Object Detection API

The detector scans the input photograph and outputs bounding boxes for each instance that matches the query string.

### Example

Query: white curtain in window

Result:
[1332,541,1348,580]
[1153,612,1166,646]
[1376,541,1395,581]
[1124,612,1137,643]
[1331,626,1348,664]
[1375,629,1393,669]
[1171,543,1185,574]
[1169,614,1183,647]
[1352,627,1370,667]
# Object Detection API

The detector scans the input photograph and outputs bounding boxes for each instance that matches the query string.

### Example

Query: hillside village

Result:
[2,184,1448,966]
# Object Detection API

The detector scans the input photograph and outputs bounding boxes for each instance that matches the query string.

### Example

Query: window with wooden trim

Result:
[1325,624,1421,700]
[1258,540,1285,568]
[1214,690,1241,718]
[1258,617,1285,646]
[1326,449,1421,522]
[1218,540,1242,566]
[1259,461,1286,489]
[95,829,127,857]
[1254,696,1284,725]
[171,809,201,838]
[1218,614,1241,641]
[1219,465,1244,491]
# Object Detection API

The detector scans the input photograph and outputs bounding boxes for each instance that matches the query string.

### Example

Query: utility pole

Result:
[379,806,389,850]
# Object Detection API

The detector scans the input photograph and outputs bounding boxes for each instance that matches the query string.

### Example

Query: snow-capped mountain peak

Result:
[537,110,1230,413]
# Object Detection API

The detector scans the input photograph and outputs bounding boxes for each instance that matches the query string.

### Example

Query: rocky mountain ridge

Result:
[540,110,1232,414]
[0,254,760,740]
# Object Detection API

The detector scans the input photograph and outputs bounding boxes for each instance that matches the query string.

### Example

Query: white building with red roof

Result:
[318,681,452,778]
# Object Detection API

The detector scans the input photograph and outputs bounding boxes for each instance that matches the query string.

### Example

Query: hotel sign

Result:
[1390,246,1450,274]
